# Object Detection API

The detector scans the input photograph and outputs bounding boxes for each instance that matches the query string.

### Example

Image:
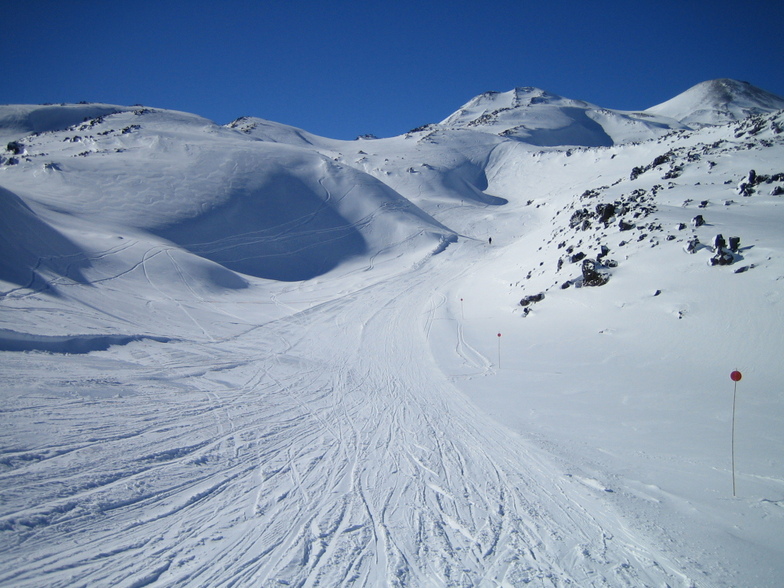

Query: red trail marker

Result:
[730,370,743,496]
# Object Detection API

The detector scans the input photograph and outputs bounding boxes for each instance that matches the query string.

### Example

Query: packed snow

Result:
[1,80,783,587]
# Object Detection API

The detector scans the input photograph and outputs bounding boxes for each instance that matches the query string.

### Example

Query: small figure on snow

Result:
[488,237,492,245]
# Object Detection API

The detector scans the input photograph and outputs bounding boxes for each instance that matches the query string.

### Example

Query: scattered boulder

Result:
[581,259,609,287]
[691,214,705,227]
[595,203,616,224]
[618,219,635,231]
[713,234,726,252]
[569,208,592,229]
[519,293,545,307]
[570,251,586,263]
[710,250,735,266]
[685,236,700,254]
[728,236,741,252]
[663,165,683,179]
[651,154,670,167]
[737,169,764,196]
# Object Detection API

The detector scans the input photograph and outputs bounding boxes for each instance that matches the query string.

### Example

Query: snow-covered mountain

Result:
[437,86,685,146]
[1,80,784,587]
[646,78,784,127]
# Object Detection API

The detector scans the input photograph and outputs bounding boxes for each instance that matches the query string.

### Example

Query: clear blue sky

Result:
[2,0,783,140]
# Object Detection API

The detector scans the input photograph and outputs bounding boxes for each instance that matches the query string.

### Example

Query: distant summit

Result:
[438,87,684,147]
[645,79,784,127]
[439,87,591,128]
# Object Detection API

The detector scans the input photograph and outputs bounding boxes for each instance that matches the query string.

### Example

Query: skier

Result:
[488,237,492,245]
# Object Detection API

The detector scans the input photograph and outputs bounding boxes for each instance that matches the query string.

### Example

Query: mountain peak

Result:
[439,87,583,128]
[645,78,784,127]
[437,86,679,147]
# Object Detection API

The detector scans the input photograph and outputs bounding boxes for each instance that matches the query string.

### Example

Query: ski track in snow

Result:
[1,249,694,587]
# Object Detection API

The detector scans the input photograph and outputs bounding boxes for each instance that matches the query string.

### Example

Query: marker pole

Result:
[730,370,742,497]
[732,378,737,497]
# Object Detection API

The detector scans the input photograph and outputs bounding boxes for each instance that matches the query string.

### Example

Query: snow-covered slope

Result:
[1,82,784,586]
[0,107,453,288]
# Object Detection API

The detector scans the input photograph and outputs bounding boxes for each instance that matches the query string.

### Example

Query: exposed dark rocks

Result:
[569,208,592,229]
[710,250,735,266]
[728,236,741,252]
[581,259,609,287]
[734,264,756,273]
[691,215,705,227]
[651,154,670,167]
[595,203,616,224]
[519,293,545,306]
[663,165,683,179]
[570,252,586,263]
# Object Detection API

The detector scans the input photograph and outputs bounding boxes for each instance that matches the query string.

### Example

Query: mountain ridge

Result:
[435,78,783,147]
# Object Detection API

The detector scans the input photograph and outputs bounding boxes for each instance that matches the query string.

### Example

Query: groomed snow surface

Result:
[1,82,784,586]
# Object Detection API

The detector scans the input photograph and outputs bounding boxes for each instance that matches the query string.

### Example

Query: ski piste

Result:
[2,80,783,586]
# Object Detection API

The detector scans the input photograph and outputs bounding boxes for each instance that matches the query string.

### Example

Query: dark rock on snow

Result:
[581,259,609,287]
[519,293,545,306]
[710,250,735,266]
